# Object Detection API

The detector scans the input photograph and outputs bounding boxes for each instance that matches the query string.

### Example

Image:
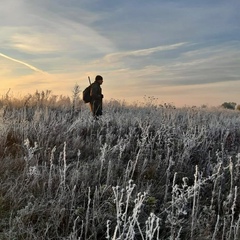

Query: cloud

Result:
[102,42,187,62]
[89,41,240,94]
[0,52,47,74]
[0,0,115,56]
[9,31,64,54]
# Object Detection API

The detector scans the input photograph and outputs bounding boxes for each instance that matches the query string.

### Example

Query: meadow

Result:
[0,91,239,240]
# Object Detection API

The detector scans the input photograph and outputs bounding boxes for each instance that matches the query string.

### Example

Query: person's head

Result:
[95,75,103,85]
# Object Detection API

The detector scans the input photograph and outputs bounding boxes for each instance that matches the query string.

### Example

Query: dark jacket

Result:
[90,82,103,101]
[90,81,103,117]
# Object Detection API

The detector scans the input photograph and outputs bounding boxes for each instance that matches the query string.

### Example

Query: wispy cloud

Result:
[0,52,47,74]
[89,41,240,94]
[102,42,187,62]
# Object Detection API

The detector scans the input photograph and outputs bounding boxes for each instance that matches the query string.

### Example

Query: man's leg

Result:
[95,104,102,117]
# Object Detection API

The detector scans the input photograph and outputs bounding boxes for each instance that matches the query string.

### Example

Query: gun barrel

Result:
[88,76,91,85]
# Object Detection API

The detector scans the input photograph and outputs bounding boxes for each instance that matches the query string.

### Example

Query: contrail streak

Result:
[0,52,47,74]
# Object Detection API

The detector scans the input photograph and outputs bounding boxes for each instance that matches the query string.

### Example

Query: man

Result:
[90,75,104,118]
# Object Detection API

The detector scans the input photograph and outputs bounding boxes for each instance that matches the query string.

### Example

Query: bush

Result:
[221,102,237,110]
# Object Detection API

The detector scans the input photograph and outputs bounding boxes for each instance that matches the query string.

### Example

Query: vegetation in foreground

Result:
[0,91,240,240]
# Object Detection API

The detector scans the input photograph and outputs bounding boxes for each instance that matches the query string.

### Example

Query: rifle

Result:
[88,76,91,85]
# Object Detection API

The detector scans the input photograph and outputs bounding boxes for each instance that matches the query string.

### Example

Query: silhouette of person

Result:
[90,75,104,118]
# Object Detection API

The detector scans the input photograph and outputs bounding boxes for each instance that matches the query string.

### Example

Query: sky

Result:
[0,0,240,107]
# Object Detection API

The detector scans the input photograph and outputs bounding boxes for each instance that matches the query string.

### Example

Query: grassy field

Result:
[0,92,240,239]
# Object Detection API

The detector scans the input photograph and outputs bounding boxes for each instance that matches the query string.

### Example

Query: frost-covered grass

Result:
[0,93,240,240]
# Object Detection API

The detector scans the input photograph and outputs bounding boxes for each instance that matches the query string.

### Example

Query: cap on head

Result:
[95,75,103,81]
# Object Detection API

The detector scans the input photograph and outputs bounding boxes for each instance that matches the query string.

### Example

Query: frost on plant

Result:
[107,180,160,240]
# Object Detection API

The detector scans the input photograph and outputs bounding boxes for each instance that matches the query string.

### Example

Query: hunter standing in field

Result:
[90,75,104,118]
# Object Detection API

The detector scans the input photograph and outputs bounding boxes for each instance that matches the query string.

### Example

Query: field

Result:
[0,92,240,240]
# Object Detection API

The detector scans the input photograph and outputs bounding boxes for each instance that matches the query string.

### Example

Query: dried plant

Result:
[0,91,240,239]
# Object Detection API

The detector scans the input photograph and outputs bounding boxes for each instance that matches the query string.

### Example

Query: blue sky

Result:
[0,0,239,107]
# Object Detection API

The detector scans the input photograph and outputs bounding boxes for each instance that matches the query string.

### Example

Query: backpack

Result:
[82,84,92,103]
[82,76,92,103]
